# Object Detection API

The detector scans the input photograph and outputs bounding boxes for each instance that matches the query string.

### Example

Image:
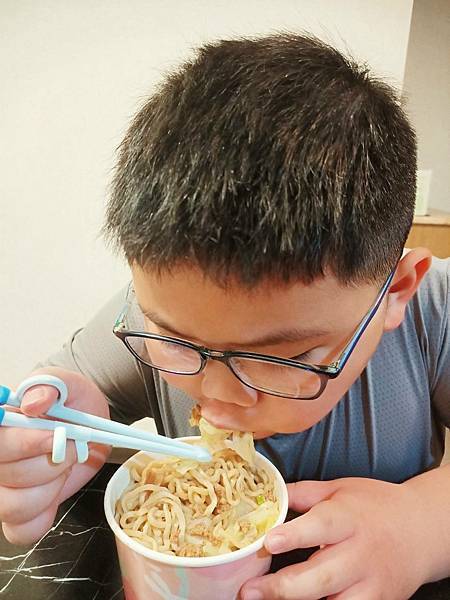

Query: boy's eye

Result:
[160,340,186,353]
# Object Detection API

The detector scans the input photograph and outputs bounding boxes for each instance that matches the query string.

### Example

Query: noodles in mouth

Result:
[115,407,279,557]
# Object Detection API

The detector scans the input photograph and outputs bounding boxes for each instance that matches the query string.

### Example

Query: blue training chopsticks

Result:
[0,375,211,464]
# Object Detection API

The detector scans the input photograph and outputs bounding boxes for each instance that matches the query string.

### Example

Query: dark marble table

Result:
[1,464,449,600]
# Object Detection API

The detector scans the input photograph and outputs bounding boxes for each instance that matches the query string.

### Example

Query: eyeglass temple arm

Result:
[113,283,135,330]
[329,269,396,373]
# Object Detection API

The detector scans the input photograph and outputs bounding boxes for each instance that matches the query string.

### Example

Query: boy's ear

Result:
[384,248,432,332]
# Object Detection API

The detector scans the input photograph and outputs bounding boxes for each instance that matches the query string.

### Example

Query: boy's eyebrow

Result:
[138,307,331,347]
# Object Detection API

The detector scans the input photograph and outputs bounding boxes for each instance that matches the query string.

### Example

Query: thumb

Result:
[287,480,339,513]
[20,384,60,417]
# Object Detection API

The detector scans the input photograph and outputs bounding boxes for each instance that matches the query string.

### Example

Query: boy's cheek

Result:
[159,371,209,406]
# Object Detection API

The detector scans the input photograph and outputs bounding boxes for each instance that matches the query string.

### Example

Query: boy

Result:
[1,33,449,599]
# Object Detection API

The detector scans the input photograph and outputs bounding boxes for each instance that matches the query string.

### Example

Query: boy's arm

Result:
[34,285,153,425]
[429,258,450,436]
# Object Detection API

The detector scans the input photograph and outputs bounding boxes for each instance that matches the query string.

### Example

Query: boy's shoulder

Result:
[415,255,449,307]
[425,255,449,280]
[408,255,450,390]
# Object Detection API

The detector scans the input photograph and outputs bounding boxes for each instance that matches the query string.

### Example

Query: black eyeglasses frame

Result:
[113,268,396,400]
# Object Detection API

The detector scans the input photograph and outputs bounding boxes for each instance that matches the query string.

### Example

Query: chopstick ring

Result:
[15,374,69,408]
[10,375,90,464]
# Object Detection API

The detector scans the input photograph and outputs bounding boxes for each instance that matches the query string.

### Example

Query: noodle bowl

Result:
[105,440,288,600]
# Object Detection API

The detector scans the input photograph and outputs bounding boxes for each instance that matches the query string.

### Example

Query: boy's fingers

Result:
[2,502,60,546]
[0,471,69,524]
[0,447,77,487]
[0,428,78,464]
[242,543,360,600]
[20,384,60,417]
[0,427,54,462]
[287,480,338,513]
[327,580,376,600]
[265,500,354,554]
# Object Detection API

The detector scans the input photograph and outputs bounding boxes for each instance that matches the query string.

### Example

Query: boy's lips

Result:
[197,403,244,431]
[199,406,273,439]
[197,401,274,438]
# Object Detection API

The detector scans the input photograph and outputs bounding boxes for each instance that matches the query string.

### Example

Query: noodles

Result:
[115,411,279,557]
[190,406,256,466]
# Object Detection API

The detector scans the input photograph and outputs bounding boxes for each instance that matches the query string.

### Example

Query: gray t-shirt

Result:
[38,257,450,484]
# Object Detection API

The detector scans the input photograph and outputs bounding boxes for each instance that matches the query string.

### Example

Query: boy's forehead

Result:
[131,263,378,345]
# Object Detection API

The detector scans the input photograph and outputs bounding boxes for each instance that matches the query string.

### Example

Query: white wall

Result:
[1,0,414,387]
[402,0,450,213]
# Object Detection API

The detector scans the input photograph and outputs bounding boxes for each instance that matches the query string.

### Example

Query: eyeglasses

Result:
[113,269,395,400]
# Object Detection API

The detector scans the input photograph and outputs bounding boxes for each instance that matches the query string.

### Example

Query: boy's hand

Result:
[0,367,111,546]
[241,477,433,600]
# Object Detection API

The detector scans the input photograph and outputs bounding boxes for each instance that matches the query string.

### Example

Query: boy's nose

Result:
[200,360,258,407]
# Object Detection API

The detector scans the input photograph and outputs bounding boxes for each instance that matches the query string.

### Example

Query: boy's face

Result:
[132,263,388,437]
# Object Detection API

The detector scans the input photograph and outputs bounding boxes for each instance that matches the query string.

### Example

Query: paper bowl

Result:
[104,437,288,600]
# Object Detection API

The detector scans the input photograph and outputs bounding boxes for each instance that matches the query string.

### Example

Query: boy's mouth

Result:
[196,400,244,431]
[199,407,238,430]
[194,401,275,439]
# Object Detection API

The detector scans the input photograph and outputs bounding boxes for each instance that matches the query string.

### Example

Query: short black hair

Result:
[104,32,416,285]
